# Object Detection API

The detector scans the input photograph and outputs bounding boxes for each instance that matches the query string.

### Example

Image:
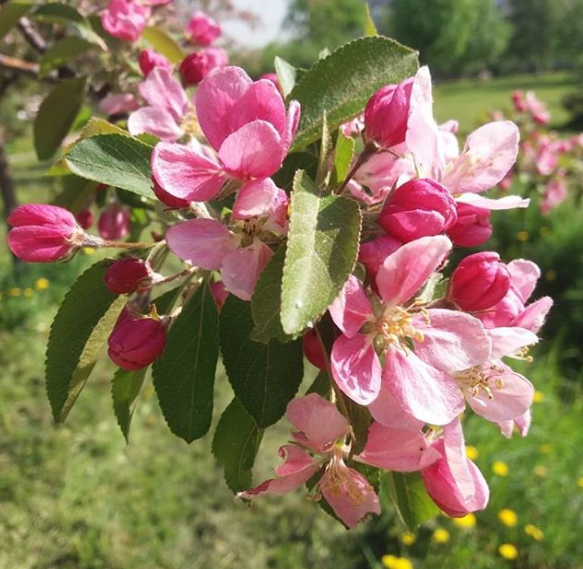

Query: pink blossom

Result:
[446,202,492,247]
[238,394,380,528]
[303,329,327,370]
[179,52,211,86]
[7,204,85,263]
[525,91,550,125]
[512,90,527,113]
[540,175,568,215]
[139,49,171,76]
[205,46,228,69]
[535,136,559,176]
[104,257,153,294]
[76,209,93,230]
[358,235,401,279]
[101,0,150,42]
[187,11,221,46]
[99,93,139,116]
[98,203,131,240]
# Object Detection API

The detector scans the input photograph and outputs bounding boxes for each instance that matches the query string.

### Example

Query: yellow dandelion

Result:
[539,444,552,455]
[492,461,509,477]
[23,288,33,298]
[498,543,518,560]
[517,230,529,242]
[401,531,416,546]
[533,390,545,403]
[382,554,398,569]
[524,524,544,542]
[452,513,476,529]
[8,287,21,297]
[35,278,50,290]
[545,270,557,282]
[432,528,450,544]
[533,465,548,478]
[466,445,479,461]
[394,559,413,569]
[498,509,518,527]
[577,477,583,488]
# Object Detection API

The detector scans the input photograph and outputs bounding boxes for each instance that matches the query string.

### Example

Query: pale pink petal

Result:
[152,142,225,202]
[409,66,433,116]
[219,120,285,179]
[330,334,382,405]
[286,394,349,454]
[455,193,530,210]
[282,100,301,151]
[367,384,425,431]
[274,444,317,477]
[413,309,491,371]
[232,178,288,225]
[512,297,553,333]
[329,275,372,338]
[406,108,444,179]
[383,348,465,426]
[507,259,541,302]
[443,419,474,500]
[196,66,253,150]
[99,93,139,115]
[487,327,538,360]
[238,464,319,498]
[138,67,188,120]
[128,107,183,141]
[166,218,236,269]
[376,235,451,307]
[221,240,273,301]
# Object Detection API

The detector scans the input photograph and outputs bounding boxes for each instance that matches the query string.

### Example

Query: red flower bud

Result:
[76,209,93,229]
[153,178,191,209]
[7,204,82,262]
[379,179,457,243]
[179,52,211,86]
[98,204,131,240]
[105,258,152,295]
[108,309,166,371]
[358,235,401,278]
[364,78,413,148]
[302,329,326,371]
[449,252,511,312]
[446,203,492,248]
[139,48,171,76]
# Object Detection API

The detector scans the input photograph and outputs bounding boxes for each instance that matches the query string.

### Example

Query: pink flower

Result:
[166,178,288,300]
[535,136,559,176]
[76,209,93,230]
[101,0,150,42]
[540,175,568,215]
[179,52,211,86]
[139,49,171,76]
[238,394,380,528]
[379,178,457,243]
[99,93,139,116]
[446,203,492,247]
[512,90,527,113]
[203,46,228,69]
[108,309,166,370]
[186,11,221,46]
[104,258,153,294]
[302,329,327,370]
[449,252,511,312]
[358,235,401,279]
[7,204,84,263]
[98,203,131,240]
[328,236,490,425]
[525,91,550,125]
[151,66,300,202]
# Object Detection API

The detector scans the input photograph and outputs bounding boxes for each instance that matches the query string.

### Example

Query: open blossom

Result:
[151,66,300,203]
[541,175,568,215]
[329,235,490,425]
[166,178,287,300]
[99,93,139,116]
[101,0,150,42]
[238,394,380,528]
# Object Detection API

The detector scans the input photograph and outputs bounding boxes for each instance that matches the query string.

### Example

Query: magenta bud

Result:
[302,329,326,371]
[105,258,152,295]
[446,203,492,248]
[449,252,511,311]
[76,209,93,230]
[98,204,131,240]
[358,235,401,278]
[153,178,190,209]
[108,309,166,371]
[379,179,457,243]
[7,204,81,263]
[364,78,413,148]
[179,52,211,86]
[139,48,171,76]
[186,11,221,46]
[209,281,229,310]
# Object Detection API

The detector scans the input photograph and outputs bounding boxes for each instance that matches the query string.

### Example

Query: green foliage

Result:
[153,283,219,443]
[45,260,126,422]
[39,37,95,78]
[30,2,83,23]
[281,170,361,336]
[142,26,185,64]
[111,367,147,443]
[0,1,34,41]
[219,296,304,428]
[274,56,299,98]
[289,36,418,150]
[212,398,264,493]
[64,134,155,199]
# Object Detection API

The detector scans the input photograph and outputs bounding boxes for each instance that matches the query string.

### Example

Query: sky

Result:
[222,0,290,48]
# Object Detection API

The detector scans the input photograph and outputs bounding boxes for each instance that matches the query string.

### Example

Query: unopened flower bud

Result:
[139,48,171,76]
[210,281,229,310]
[446,203,492,247]
[179,52,211,86]
[76,209,93,229]
[186,11,221,46]
[449,252,511,311]
[153,178,190,209]
[7,204,83,262]
[108,309,166,371]
[98,204,131,240]
[364,78,413,148]
[358,235,401,278]
[105,257,152,295]
[379,179,457,243]
[302,329,327,371]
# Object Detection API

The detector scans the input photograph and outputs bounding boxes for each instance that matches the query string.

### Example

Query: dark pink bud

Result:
[153,178,190,209]
[204,46,228,69]
[7,204,81,262]
[108,309,166,371]
[186,11,221,46]
[511,90,526,112]
[447,203,492,248]
[449,252,511,311]
[358,235,401,278]
[379,179,457,243]
[98,204,131,240]
[76,209,93,229]
[364,78,413,148]
[105,257,152,295]
[179,52,211,86]
[302,329,326,371]
[210,281,229,310]
[139,48,171,76]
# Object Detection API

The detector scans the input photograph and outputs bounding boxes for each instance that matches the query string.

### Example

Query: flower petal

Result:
[128,106,183,141]
[329,275,372,338]
[138,67,188,120]
[455,193,529,210]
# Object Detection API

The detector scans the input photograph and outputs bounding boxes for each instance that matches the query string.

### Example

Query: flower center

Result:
[455,364,505,399]
[372,302,429,354]
[319,447,370,506]
[181,106,203,138]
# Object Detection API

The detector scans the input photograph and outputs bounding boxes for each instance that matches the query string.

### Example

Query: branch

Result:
[0,53,39,77]
[18,17,47,53]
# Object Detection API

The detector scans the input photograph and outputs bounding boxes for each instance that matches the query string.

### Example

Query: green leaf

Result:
[289,36,418,151]
[142,26,184,64]
[342,395,371,455]
[219,296,304,428]
[274,56,297,98]
[251,245,290,343]
[34,77,87,160]
[306,370,331,397]
[316,112,333,186]
[212,398,264,493]
[112,367,147,443]
[332,132,355,186]
[364,4,378,36]
[152,284,219,443]
[30,3,83,23]
[39,37,94,77]
[64,134,155,199]
[384,472,440,530]
[0,1,34,41]
[46,261,126,422]
[272,151,318,191]
[280,170,361,337]
[51,175,98,214]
